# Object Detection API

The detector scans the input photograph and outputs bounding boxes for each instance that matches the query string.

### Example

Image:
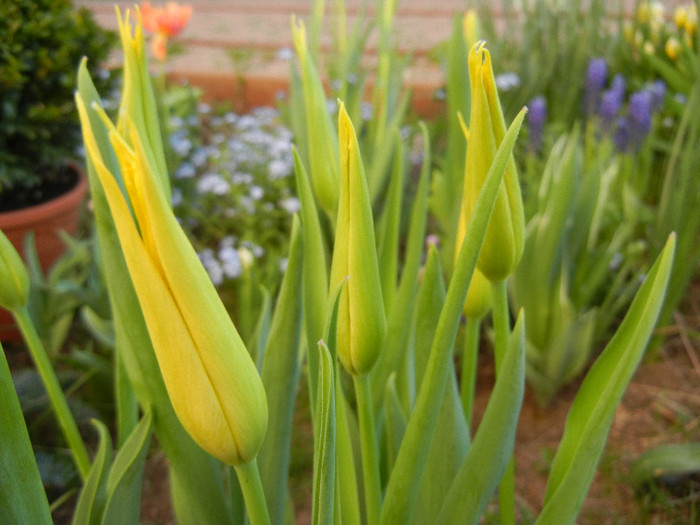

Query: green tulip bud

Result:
[329,103,386,376]
[460,41,525,282]
[291,17,340,217]
[0,230,29,313]
[463,267,491,320]
[75,12,267,466]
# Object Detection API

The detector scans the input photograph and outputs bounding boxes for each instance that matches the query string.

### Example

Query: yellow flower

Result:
[685,5,698,37]
[75,12,267,466]
[674,6,688,30]
[459,41,525,282]
[329,103,386,376]
[666,36,681,61]
[462,10,480,49]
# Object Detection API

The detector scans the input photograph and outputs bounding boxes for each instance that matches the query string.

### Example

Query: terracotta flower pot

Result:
[0,162,89,341]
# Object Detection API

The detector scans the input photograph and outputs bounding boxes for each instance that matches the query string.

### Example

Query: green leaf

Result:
[293,147,329,411]
[436,311,526,524]
[249,285,272,369]
[102,410,153,525]
[377,130,405,314]
[259,217,304,525]
[411,253,469,523]
[380,107,527,525]
[382,373,407,476]
[537,234,676,525]
[413,246,445,393]
[312,341,336,525]
[370,121,431,412]
[630,442,700,489]
[72,420,112,525]
[0,344,51,525]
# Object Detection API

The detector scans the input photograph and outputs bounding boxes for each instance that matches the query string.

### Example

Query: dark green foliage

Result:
[0,0,115,194]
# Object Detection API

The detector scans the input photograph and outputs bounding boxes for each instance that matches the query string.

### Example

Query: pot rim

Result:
[0,160,88,228]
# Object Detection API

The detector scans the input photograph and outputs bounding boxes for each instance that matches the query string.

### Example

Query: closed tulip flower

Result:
[75,13,266,466]
[460,41,525,282]
[329,102,386,376]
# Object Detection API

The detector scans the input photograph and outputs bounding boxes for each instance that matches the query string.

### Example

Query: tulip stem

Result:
[235,458,271,525]
[354,373,382,525]
[460,316,481,429]
[490,279,515,525]
[13,307,91,479]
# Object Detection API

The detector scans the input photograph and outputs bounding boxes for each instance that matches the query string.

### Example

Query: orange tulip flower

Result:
[140,1,192,60]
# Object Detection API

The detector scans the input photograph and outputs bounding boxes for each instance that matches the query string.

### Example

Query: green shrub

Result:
[0,0,115,203]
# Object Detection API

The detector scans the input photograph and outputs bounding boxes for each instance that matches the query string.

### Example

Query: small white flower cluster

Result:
[170,104,297,290]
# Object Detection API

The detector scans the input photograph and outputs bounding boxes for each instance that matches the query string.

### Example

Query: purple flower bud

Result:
[527,96,547,152]
[628,90,653,134]
[612,116,631,152]
[647,80,666,112]
[613,90,654,153]
[584,58,608,116]
[599,74,627,129]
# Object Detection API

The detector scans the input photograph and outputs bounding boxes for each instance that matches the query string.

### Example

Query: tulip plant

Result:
[0,5,678,525]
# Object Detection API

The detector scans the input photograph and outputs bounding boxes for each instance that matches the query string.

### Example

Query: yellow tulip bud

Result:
[674,7,688,30]
[0,230,29,313]
[637,2,650,24]
[462,10,480,49]
[666,37,681,60]
[685,6,698,36]
[75,12,267,466]
[460,41,525,282]
[329,103,386,376]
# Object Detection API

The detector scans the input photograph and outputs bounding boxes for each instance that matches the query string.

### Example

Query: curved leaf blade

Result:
[537,234,676,525]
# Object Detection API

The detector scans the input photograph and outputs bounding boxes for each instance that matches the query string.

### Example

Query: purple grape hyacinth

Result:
[585,58,608,116]
[528,96,547,153]
[599,74,627,129]
[613,89,654,152]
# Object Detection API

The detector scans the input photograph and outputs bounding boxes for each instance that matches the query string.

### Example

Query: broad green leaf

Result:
[259,218,304,525]
[326,279,362,525]
[293,147,329,411]
[72,420,112,525]
[370,121,431,413]
[102,410,153,525]
[413,246,445,393]
[312,342,336,525]
[367,95,410,203]
[0,344,51,525]
[630,442,700,489]
[380,107,527,525]
[249,285,272,369]
[436,14,471,268]
[436,312,526,524]
[412,250,470,525]
[382,374,407,476]
[537,234,676,525]
[377,130,405,314]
